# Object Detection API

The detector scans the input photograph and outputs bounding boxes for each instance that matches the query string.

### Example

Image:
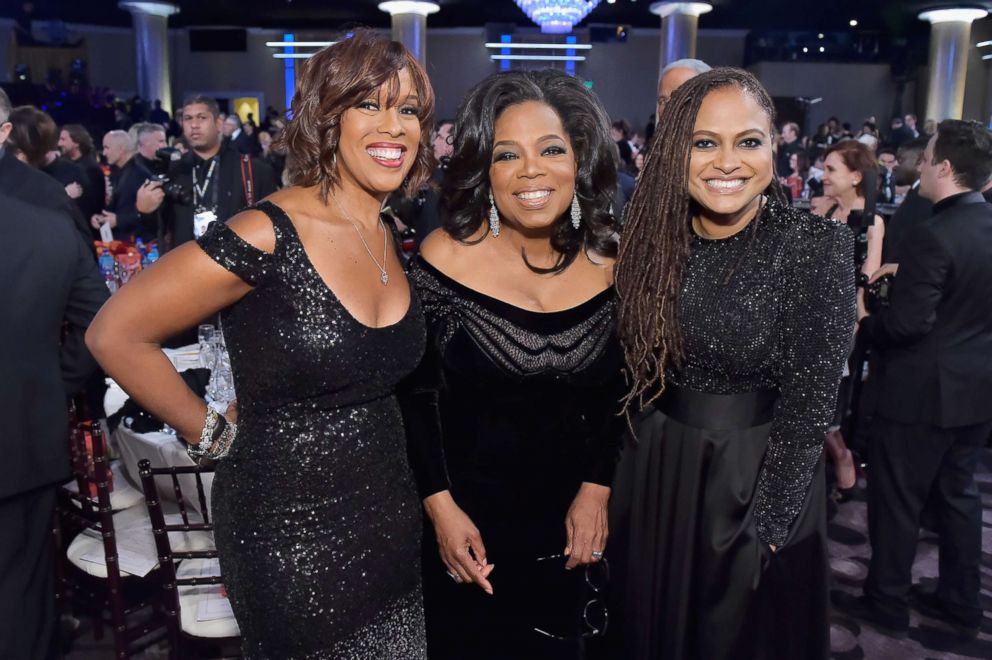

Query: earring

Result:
[571,193,581,229]
[489,191,500,238]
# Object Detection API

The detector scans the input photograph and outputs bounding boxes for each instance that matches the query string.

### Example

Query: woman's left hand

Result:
[564,482,610,569]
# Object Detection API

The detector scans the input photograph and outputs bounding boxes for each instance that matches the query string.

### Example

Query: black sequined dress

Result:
[399,256,626,660]
[195,201,427,659]
[608,200,855,660]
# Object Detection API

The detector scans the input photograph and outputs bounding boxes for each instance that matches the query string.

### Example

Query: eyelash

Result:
[693,138,763,149]
[493,146,567,162]
[356,101,419,116]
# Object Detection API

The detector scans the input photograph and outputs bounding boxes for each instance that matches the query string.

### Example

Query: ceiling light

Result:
[514,0,601,34]
[849,19,858,27]
[918,8,987,24]
[377,1,440,16]
[819,46,825,53]
[818,33,824,39]
[491,54,586,61]
[649,2,713,18]
[484,42,592,49]
[802,47,808,53]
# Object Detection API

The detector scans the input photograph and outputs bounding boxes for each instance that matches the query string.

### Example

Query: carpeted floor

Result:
[828,451,992,660]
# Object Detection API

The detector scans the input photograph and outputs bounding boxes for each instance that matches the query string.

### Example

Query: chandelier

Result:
[514,0,601,34]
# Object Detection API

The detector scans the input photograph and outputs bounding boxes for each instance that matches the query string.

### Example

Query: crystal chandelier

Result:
[514,0,602,34]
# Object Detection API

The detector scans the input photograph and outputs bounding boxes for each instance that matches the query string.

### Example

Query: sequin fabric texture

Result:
[667,199,856,545]
[195,201,427,659]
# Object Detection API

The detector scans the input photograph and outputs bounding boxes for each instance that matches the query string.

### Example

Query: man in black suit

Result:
[137,96,277,250]
[882,138,932,263]
[0,192,109,659]
[833,120,992,639]
[0,89,92,245]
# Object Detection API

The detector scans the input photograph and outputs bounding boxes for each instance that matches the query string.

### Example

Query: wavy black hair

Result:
[442,69,619,274]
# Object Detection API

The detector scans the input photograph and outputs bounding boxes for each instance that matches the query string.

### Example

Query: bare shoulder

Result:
[585,251,617,286]
[419,228,467,269]
[226,209,276,254]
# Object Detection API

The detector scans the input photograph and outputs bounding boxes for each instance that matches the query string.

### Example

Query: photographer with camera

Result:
[136,96,277,250]
[833,120,992,640]
[92,124,163,242]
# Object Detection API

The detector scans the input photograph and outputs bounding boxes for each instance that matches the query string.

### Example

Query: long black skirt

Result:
[605,386,828,660]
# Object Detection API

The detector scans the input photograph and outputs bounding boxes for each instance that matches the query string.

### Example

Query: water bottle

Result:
[136,238,149,268]
[146,243,159,265]
[98,249,118,294]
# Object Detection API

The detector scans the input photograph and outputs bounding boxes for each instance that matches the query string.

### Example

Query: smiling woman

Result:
[398,69,627,659]
[609,68,856,660]
[86,29,434,659]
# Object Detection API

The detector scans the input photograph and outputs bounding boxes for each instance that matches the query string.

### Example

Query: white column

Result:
[119,1,179,111]
[378,1,440,66]
[919,7,988,121]
[650,2,712,71]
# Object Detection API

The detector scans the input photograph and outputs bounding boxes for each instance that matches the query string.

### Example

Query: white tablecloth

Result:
[115,425,213,517]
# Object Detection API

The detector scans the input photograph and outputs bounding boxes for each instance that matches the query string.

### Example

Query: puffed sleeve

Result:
[195,217,276,287]
[754,218,856,546]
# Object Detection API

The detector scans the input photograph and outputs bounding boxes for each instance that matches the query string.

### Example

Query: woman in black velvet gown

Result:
[609,69,855,660]
[399,70,627,659]
[87,32,434,657]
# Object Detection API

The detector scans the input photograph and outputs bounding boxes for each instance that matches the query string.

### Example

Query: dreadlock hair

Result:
[442,69,619,274]
[615,67,787,413]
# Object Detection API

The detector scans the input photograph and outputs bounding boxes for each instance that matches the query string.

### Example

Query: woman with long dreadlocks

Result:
[608,68,855,659]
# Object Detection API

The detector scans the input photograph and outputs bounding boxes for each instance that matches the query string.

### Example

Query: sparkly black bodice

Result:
[194,201,427,658]
[668,199,855,545]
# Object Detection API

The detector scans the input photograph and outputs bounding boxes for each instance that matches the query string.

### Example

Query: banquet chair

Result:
[138,458,242,659]
[55,421,168,658]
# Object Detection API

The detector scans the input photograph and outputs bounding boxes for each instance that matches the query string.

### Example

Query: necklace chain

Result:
[330,191,389,286]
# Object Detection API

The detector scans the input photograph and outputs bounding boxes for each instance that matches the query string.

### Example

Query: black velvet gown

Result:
[399,256,627,660]
[607,200,856,660]
[195,201,428,659]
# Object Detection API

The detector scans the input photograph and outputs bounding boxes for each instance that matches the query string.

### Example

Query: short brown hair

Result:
[824,140,876,198]
[8,105,58,168]
[280,29,435,199]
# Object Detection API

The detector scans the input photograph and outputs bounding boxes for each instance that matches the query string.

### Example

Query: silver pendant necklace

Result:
[330,191,389,285]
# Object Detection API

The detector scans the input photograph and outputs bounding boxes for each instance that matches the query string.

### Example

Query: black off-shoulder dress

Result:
[607,200,856,660]
[400,256,627,660]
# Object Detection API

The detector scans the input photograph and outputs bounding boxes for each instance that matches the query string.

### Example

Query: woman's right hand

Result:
[423,491,494,594]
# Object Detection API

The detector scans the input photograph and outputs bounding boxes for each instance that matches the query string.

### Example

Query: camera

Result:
[150,147,193,205]
[858,271,894,314]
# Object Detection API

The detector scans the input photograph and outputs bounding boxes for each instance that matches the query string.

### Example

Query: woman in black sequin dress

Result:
[608,69,855,660]
[399,70,627,659]
[87,32,434,657]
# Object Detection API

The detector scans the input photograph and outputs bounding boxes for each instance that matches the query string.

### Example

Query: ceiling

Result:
[8,0,992,37]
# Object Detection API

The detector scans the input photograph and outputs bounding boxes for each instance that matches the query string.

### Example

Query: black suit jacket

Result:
[167,146,278,249]
[883,186,933,264]
[862,191,992,428]
[0,148,92,246]
[0,193,109,499]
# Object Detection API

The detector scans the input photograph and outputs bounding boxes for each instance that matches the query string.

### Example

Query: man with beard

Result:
[58,124,106,220]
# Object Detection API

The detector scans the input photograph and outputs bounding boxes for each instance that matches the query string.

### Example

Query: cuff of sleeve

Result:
[755,518,788,548]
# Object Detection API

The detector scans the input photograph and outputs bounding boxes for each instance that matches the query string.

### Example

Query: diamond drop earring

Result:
[570,193,581,229]
[489,191,500,238]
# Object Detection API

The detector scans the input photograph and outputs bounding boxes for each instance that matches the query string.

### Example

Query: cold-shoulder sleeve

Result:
[195,218,276,287]
[755,217,856,546]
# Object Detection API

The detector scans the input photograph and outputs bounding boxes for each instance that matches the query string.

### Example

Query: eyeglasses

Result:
[532,553,609,641]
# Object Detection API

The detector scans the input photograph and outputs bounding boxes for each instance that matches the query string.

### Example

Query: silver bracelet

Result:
[204,421,237,460]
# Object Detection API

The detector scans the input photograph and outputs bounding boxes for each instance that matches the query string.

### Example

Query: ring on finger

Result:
[446,570,462,583]
[591,550,604,560]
